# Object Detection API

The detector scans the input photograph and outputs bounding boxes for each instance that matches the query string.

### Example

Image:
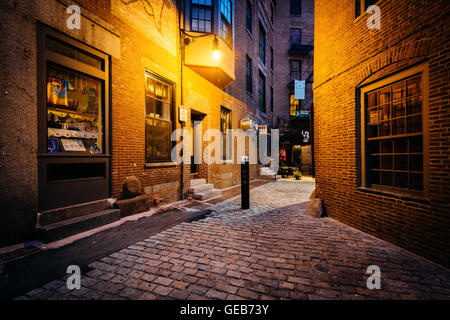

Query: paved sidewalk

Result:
[17,180,450,300]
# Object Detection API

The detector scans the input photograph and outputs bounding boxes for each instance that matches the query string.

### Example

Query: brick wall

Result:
[314,0,450,267]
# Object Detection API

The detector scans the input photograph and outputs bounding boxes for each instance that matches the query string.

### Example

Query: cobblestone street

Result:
[18,180,450,300]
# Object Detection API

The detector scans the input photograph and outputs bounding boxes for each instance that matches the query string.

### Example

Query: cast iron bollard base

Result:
[241,157,250,209]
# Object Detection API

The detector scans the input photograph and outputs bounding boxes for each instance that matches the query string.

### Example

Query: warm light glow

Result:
[212,35,220,61]
[212,49,221,61]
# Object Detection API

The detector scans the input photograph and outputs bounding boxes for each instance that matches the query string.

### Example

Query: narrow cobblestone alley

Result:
[17,180,450,300]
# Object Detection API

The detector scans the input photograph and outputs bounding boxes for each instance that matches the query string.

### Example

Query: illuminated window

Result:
[290,94,300,116]
[145,72,173,162]
[220,106,232,160]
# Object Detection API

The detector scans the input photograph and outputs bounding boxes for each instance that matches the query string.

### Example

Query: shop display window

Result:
[46,64,103,154]
[145,72,173,162]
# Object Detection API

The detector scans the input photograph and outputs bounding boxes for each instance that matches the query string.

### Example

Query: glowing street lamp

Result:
[212,35,220,61]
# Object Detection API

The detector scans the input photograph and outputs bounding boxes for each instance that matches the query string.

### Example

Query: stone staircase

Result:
[189,179,222,201]
[36,199,120,243]
[259,166,279,180]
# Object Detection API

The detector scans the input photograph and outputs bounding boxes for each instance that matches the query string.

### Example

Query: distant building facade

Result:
[274,0,314,173]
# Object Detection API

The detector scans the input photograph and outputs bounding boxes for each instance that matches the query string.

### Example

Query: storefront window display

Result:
[46,64,103,154]
[145,72,174,162]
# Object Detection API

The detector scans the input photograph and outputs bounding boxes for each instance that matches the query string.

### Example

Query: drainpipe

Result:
[178,0,185,201]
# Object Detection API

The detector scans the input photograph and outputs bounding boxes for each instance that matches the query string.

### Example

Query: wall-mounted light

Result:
[212,35,220,61]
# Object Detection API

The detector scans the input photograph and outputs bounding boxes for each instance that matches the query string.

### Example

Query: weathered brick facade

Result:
[314,0,450,267]
[0,0,281,246]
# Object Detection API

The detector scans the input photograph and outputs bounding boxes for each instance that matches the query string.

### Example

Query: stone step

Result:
[37,209,121,243]
[260,168,275,175]
[193,188,222,201]
[38,199,113,226]
[188,183,214,194]
[190,179,207,187]
[259,173,279,180]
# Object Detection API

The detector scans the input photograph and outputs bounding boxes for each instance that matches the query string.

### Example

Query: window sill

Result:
[145,162,177,168]
[356,187,430,205]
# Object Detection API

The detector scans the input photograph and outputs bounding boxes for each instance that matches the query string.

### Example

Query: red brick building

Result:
[314,0,450,267]
[0,0,286,246]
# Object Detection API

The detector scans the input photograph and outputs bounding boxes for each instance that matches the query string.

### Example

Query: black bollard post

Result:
[241,157,250,209]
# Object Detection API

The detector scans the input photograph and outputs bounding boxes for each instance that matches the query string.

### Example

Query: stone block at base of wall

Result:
[115,194,153,218]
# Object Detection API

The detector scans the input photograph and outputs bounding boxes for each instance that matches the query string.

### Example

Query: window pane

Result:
[409,155,423,172]
[392,82,405,101]
[47,64,103,154]
[410,173,423,190]
[394,172,408,188]
[394,138,408,153]
[409,136,422,153]
[407,96,422,115]
[381,140,393,153]
[370,170,380,185]
[392,101,405,118]
[394,155,408,171]
[380,121,390,136]
[407,115,422,133]
[290,0,301,15]
[407,76,421,96]
[381,155,393,169]
[381,171,393,186]
[47,37,103,70]
[378,87,391,105]
[145,73,173,162]
[380,104,390,121]
[370,154,380,169]
[367,92,377,107]
[392,118,405,135]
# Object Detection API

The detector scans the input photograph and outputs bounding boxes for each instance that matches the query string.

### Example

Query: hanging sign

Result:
[294,80,306,100]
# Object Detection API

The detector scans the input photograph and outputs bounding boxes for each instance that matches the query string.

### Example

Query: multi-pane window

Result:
[191,0,212,33]
[246,0,252,33]
[290,28,302,49]
[270,86,273,113]
[258,72,266,113]
[246,55,253,94]
[220,106,232,160]
[290,0,301,15]
[366,75,424,191]
[145,72,173,162]
[220,0,233,48]
[259,23,266,65]
[290,60,301,81]
[270,47,274,70]
[290,94,300,116]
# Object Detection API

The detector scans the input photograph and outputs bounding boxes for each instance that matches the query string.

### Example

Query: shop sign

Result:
[294,80,305,100]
